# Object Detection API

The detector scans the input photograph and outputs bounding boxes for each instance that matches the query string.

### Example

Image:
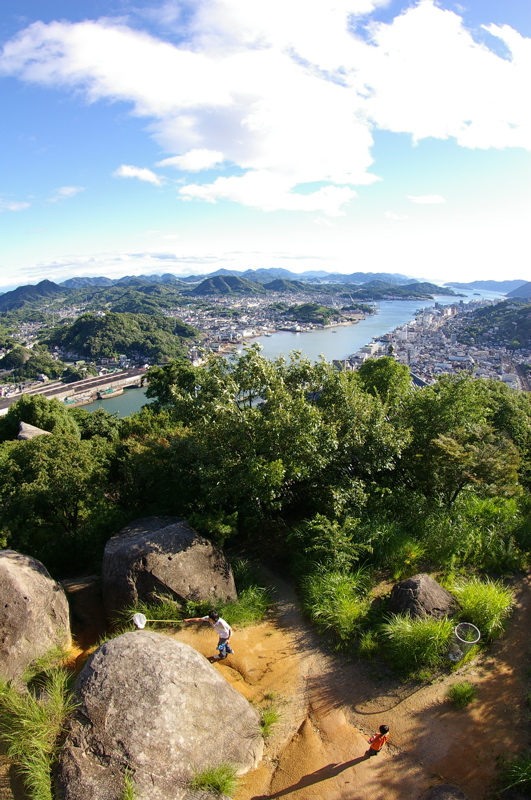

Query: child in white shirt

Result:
[183,610,234,659]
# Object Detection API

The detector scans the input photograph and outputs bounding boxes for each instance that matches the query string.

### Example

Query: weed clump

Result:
[0,668,76,800]
[452,577,514,640]
[300,569,370,646]
[380,614,453,674]
[190,763,240,796]
[446,681,477,708]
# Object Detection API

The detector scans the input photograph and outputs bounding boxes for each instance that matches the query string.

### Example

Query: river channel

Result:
[86,289,504,418]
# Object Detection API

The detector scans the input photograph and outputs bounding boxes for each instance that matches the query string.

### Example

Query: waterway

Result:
[85,385,152,418]
[85,288,504,417]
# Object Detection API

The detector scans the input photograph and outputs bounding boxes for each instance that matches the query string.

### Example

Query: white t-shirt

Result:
[202,616,231,638]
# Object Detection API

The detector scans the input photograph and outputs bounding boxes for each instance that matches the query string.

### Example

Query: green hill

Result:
[0,280,66,312]
[45,312,198,362]
[284,303,343,325]
[191,276,266,295]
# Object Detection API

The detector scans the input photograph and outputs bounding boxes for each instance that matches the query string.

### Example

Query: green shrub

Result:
[446,681,477,708]
[190,763,240,796]
[0,669,76,800]
[380,614,453,673]
[452,577,514,640]
[300,569,370,645]
[415,496,526,573]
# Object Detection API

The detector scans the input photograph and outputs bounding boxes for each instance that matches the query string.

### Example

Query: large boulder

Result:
[102,516,237,618]
[388,573,457,619]
[0,549,71,681]
[56,631,263,800]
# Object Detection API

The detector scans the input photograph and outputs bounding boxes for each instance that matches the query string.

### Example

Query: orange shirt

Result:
[369,733,389,751]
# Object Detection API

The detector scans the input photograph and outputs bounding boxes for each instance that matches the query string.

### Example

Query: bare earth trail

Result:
[178,571,531,800]
[1,572,530,799]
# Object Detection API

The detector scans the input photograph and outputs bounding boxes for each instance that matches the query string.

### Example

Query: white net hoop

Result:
[447,622,480,661]
[454,622,480,647]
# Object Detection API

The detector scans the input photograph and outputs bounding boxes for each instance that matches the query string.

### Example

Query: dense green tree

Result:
[0,433,115,571]
[62,363,98,383]
[0,395,80,442]
[69,407,121,441]
[356,356,412,404]
[0,346,30,370]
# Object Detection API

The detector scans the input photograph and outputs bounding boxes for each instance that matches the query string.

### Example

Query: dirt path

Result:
[2,572,530,800]
[177,571,531,800]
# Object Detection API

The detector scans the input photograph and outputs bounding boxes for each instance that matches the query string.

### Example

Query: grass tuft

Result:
[0,668,76,800]
[498,752,531,794]
[452,577,514,640]
[300,569,370,646]
[190,763,240,796]
[380,614,452,673]
[260,705,281,738]
[446,681,477,708]
[120,770,137,800]
[358,630,380,659]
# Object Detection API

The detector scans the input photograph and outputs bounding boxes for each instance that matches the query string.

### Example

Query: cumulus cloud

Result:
[407,195,446,204]
[0,198,30,212]
[113,165,162,185]
[1,0,529,213]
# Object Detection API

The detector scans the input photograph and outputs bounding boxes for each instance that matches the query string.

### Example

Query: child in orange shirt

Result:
[367,724,389,756]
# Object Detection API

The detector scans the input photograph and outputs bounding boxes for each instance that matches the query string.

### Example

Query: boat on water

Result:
[97,386,124,399]
[64,394,94,407]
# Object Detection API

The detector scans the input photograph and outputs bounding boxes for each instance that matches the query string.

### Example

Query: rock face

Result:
[17,421,51,439]
[102,516,237,618]
[388,573,457,619]
[0,549,71,681]
[56,631,263,800]
[422,786,469,800]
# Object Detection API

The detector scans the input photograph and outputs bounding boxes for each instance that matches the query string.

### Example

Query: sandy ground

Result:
[1,572,530,800]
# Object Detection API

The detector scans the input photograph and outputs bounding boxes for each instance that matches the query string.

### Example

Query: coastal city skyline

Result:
[1,0,530,289]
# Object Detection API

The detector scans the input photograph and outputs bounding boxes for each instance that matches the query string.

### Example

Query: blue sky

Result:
[1,0,529,289]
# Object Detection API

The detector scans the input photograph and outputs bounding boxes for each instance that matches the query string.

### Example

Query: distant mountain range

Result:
[190,275,460,299]
[0,269,512,313]
[58,268,414,289]
[446,280,527,293]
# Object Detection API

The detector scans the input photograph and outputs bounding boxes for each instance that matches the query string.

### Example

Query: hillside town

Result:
[1,294,530,408]
[345,299,531,390]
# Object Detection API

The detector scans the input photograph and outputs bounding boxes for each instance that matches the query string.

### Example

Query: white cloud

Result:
[385,211,409,219]
[49,185,85,202]
[157,149,224,171]
[180,172,357,215]
[357,2,531,149]
[113,165,162,185]
[0,199,30,212]
[407,195,446,204]
[0,0,529,214]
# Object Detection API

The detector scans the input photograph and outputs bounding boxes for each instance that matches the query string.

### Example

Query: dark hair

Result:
[379,725,389,735]
[208,610,220,621]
